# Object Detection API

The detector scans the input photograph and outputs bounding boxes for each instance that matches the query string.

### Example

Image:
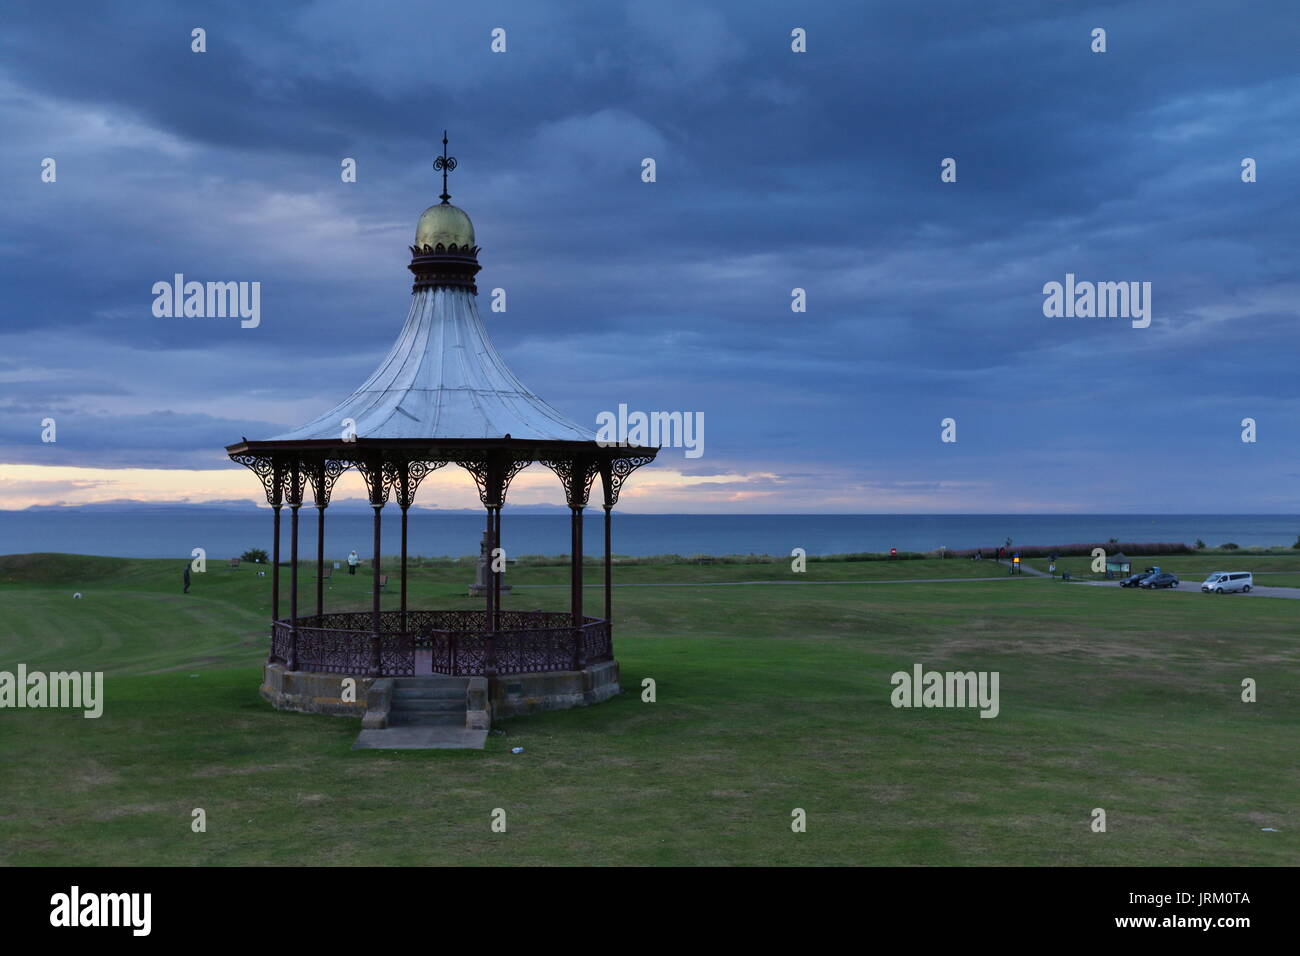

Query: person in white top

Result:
[347,550,359,575]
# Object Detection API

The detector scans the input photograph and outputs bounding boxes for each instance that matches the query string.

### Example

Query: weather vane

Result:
[434,130,457,204]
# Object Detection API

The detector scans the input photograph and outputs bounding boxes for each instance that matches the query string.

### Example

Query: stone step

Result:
[354,727,488,750]
[387,677,469,728]
[393,686,466,702]
[387,710,466,727]
[390,698,465,714]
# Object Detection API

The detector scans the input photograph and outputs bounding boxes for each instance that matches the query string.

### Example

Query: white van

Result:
[1201,572,1252,594]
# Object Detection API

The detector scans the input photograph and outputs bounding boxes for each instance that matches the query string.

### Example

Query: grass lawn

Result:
[0,553,1295,866]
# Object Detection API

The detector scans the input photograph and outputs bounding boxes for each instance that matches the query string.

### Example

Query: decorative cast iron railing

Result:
[269,609,612,677]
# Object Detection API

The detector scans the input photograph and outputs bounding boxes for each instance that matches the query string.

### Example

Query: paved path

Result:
[1079,579,1300,600]
[992,558,1053,578]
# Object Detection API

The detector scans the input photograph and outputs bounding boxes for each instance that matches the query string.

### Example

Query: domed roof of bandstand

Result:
[414,201,475,250]
[260,248,596,444]
[243,184,595,448]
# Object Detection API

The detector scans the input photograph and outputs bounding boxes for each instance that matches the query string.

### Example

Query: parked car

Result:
[1140,572,1180,589]
[1201,572,1252,594]
[1120,567,1159,587]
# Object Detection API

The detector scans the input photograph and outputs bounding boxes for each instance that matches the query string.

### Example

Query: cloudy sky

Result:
[1,0,1297,513]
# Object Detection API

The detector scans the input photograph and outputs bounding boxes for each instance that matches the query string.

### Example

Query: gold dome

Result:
[415,203,475,249]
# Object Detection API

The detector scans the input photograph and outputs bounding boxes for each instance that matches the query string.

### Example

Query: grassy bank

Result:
[0,553,1295,865]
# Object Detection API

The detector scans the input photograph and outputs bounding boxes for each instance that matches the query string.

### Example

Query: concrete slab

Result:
[352,727,488,750]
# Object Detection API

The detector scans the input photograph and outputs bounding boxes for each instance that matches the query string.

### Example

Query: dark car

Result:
[1119,571,1154,587]
[1140,572,1180,589]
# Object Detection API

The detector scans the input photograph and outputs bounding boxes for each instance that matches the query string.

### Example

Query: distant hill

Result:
[9,499,574,515]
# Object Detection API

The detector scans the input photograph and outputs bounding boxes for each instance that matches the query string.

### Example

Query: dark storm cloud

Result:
[0,403,282,469]
[1,0,1298,509]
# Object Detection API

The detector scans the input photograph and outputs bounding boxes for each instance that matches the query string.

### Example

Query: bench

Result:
[228,558,240,569]
[321,566,333,581]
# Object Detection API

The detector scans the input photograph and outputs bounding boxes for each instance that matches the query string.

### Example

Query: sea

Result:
[0,512,1296,560]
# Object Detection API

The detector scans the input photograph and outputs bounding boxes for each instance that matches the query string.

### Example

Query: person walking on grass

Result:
[347,550,359,575]
[183,562,191,594]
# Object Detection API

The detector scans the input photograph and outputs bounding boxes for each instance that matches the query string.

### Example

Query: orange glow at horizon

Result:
[0,462,766,512]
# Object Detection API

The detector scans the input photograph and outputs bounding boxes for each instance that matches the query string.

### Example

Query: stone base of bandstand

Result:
[259,664,377,718]
[259,659,621,729]
[487,659,620,718]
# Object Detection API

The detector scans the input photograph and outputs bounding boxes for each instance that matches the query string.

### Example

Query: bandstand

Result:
[227,137,656,726]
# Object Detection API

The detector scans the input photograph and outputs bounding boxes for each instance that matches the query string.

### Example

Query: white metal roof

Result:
[267,287,595,442]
